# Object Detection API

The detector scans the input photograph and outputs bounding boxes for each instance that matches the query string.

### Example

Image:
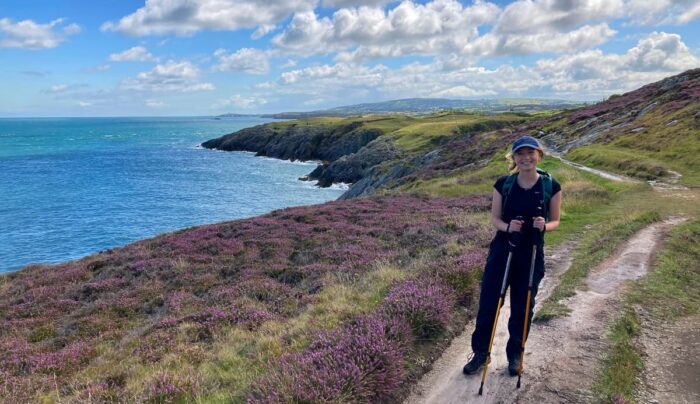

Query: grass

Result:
[387,112,529,152]
[559,103,700,187]
[593,218,700,402]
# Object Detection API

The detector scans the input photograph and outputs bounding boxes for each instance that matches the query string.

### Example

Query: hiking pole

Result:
[478,219,522,396]
[516,225,543,389]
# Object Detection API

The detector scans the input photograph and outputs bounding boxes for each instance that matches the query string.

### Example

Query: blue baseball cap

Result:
[511,135,542,153]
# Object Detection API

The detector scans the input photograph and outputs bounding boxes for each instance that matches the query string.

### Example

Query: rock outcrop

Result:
[201,121,381,162]
[201,121,394,191]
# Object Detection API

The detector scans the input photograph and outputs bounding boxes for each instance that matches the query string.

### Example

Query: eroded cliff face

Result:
[201,121,396,192]
[201,122,382,162]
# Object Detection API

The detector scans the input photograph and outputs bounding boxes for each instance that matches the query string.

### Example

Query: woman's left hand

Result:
[532,216,546,232]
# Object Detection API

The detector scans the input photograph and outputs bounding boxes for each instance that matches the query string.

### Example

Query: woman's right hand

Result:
[508,219,524,233]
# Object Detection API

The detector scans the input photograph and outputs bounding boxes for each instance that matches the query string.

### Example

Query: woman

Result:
[463,135,562,376]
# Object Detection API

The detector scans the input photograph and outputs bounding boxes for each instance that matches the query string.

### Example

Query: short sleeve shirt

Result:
[494,174,561,236]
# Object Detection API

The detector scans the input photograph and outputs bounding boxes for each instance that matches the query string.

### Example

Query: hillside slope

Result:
[1,70,699,403]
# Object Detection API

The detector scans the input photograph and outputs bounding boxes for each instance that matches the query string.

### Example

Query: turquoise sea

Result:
[0,117,345,273]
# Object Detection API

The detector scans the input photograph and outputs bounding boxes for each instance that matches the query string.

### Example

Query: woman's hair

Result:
[506,148,544,173]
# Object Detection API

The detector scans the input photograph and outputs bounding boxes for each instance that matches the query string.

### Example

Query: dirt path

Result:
[635,313,700,404]
[404,218,685,404]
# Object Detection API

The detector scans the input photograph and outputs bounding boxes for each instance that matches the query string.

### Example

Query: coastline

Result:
[0,117,344,274]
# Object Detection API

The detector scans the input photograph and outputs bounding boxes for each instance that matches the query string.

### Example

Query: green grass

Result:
[593,308,643,403]
[593,218,700,402]
[387,112,529,152]
[566,144,671,181]
[561,104,700,187]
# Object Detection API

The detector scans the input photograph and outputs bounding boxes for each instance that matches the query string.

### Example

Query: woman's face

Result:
[514,147,540,170]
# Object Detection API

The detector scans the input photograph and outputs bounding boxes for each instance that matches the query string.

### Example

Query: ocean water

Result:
[0,117,345,273]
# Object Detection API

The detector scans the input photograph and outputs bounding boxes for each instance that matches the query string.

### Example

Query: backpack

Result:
[501,168,554,221]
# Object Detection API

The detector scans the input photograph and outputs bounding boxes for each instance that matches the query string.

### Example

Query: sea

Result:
[0,116,345,273]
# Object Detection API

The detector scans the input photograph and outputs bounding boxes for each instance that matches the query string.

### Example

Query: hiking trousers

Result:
[471,233,545,360]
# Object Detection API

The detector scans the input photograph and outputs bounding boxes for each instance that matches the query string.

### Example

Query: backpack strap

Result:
[537,168,553,221]
[501,173,518,219]
[501,169,554,221]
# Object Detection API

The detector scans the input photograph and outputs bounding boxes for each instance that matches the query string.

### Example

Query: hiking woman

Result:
[463,135,562,377]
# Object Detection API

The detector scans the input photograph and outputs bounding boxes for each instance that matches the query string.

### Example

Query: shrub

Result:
[249,314,410,403]
[436,251,486,305]
[380,278,455,338]
[146,371,200,403]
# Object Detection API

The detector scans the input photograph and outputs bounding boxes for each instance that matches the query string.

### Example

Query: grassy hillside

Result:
[540,68,700,186]
[1,70,699,402]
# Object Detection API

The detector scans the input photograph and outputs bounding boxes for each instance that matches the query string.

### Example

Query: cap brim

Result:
[512,144,540,153]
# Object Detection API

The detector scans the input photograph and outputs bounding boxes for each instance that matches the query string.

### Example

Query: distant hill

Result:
[217,97,585,119]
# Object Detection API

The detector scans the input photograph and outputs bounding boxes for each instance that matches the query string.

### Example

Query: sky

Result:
[1,0,699,117]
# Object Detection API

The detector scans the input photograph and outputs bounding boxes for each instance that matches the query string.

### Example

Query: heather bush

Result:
[145,371,200,403]
[0,195,489,401]
[249,314,411,403]
[435,251,486,305]
[380,278,455,338]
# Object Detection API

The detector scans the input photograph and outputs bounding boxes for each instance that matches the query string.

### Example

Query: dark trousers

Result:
[471,233,545,359]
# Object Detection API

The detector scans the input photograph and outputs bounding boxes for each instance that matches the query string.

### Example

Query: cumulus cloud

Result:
[213,48,270,74]
[626,0,700,25]
[109,46,157,62]
[213,94,268,109]
[279,63,386,86]
[322,0,397,7]
[0,17,81,50]
[273,0,626,61]
[535,32,700,94]
[120,61,215,92]
[274,0,501,59]
[493,0,624,35]
[260,30,699,106]
[464,23,616,56]
[101,0,316,36]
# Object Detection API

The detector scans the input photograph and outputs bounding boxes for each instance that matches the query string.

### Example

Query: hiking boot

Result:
[462,352,488,375]
[508,356,521,376]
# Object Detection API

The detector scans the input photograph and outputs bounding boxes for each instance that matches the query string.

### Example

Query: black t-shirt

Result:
[494,174,561,244]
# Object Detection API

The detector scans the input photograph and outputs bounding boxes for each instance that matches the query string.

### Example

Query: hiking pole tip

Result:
[516,375,521,388]
[478,383,484,395]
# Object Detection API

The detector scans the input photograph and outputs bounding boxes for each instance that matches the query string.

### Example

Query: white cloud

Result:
[273,0,623,62]
[279,63,386,86]
[274,0,501,59]
[0,17,81,50]
[49,84,69,93]
[535,32,700,95]
[464,23,616,56]
[677,2,700,24]
[101,0,317,36]
[213,94,268,110]
[145,99,166,108]
[120,60,215,92]
[322,0,396,7]
[77,101,93,107]
[625,0,700,25]
[255,31,699,106]
[251,24,276,39]
[213,48,270,74]
[109,46,157,62]
[494,0,624,35]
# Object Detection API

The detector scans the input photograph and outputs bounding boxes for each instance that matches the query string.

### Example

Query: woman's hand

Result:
[508,219,524,233]
[532,216,546,232]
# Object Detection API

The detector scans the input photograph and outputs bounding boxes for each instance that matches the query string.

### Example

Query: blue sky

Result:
[1,0,699,117]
